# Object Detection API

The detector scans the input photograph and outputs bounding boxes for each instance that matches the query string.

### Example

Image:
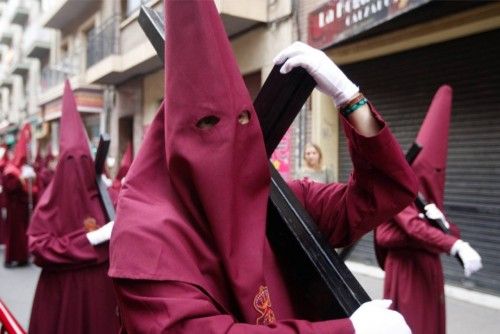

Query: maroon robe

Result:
[0,145,9,245]
[35,152,55,198]
[27,81,119,334]
[375,85,458,334]
[3,124,32,265]
[108,143,132,207]
[109,2,417,332]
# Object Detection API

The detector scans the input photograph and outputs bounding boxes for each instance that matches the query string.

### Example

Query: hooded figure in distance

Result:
[27,81,119,334]
[3,124,36,266]
[375,85,482,334]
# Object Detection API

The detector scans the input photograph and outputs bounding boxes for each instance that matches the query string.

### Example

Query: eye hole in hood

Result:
[238,110,250,125]
[196,115,220,129]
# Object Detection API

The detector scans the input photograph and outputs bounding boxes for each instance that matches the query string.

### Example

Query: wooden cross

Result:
[95,134,116,221]
[138,6,371,318]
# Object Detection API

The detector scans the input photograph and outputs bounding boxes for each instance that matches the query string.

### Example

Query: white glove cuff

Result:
[101,174,112,187]
[86,221,114,246]
[334,82,359,107]
[21,165,36,179]
[450,239,466,256]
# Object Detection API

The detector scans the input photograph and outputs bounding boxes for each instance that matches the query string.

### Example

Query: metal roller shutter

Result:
[338,29,500,295]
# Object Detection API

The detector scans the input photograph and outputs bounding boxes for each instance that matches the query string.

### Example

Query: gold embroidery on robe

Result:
[253,285,276,325]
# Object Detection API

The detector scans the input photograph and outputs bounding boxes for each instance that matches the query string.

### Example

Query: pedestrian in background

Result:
[297,142,334,183]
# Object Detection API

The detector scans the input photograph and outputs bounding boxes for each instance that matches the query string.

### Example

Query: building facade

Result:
[299,0,500,296]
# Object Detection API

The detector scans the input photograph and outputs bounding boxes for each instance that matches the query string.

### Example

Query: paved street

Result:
[0,247,40,330]
[348,262,500,334]
[1,246,499,332]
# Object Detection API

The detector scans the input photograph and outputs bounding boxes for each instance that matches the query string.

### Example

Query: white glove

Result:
[21,164,36,180]
[101,174,112,187]
[450,240,482,277]
[423,203,450,229]
[350,300,411,334]
[273,41,359,106]
[86,221,114,246]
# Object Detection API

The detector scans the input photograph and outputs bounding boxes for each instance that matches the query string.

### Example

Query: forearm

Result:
[344,102,381,138]
[393,206,458,254]
[29,229,103,267]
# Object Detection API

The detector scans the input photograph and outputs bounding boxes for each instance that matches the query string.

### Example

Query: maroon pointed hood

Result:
[12,123,31,168]
[4,123,31,178]
[110,0,272,324]
[28,81,107,255]
[412,85,453,209]
[60,81,92,156]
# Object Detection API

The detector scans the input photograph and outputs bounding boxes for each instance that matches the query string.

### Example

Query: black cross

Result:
[95,134,116,221]
[138,6,370,318]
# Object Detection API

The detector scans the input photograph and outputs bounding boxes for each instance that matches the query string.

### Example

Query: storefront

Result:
[306,1,500,295]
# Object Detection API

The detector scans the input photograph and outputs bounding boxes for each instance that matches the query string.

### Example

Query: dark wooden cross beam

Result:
[139,5,371,318]
[95,134,116,221]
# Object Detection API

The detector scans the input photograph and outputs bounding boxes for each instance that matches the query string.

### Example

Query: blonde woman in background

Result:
[297,142,334,183]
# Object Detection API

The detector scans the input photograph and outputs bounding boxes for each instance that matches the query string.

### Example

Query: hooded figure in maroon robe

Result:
[27,81,119,334]
[375,85,482,334]
[109,1,417,333]
[34,148,56,198]
[3,124,35,266]
[108,143,132,207]
[0,144,9,245]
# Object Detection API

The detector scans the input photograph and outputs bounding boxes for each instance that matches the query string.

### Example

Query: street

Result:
[1,246,499,332]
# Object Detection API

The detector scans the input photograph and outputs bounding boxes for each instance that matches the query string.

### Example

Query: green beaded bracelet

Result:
[340,97,368,117]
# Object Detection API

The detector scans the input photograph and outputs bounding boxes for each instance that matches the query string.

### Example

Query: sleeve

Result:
[113,279,354,334]
[28,228,106,268]
[375,220,412,249]
[389,204,459,254]
[289,104,418,248]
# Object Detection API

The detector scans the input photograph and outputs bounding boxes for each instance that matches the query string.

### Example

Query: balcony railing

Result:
[86,15,120,68]
[41,67,65,91]
[41,52,80,91]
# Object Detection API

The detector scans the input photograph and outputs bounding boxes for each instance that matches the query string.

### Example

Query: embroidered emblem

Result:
[83,217,98,232]
[253,286,276,325]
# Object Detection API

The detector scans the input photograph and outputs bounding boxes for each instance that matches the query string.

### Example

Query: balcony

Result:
[40,67,67,93]
[41,0,100,30]
[216,0,292,37]
[41,51,80,92]
[23,26,52,60]
[86,15,120,68]
[88,0,291,85]
[11,61,30,81]
[0,31,13,47]
[0,77,13,90]
[86,6,161,84]
[11,1,30,26]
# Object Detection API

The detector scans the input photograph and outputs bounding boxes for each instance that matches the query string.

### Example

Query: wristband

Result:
[340,97,368,117]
